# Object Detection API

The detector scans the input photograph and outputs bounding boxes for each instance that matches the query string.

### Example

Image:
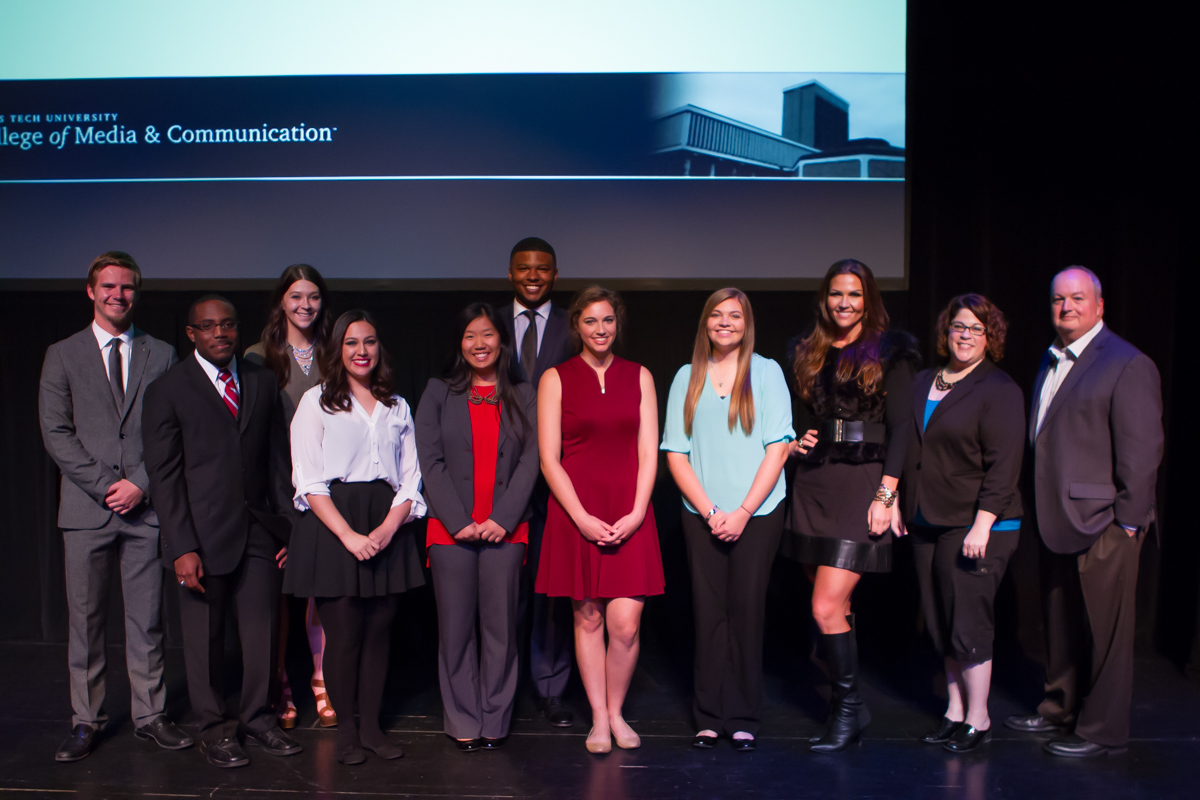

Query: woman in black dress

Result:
[786,259,918,752]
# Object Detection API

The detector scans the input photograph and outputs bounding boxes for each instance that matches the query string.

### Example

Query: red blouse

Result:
[426,385,530,548]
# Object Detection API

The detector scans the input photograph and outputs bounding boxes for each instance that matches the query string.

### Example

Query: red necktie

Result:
[216,368,239,418]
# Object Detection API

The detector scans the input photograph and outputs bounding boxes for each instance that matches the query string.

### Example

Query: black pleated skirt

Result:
[283,480,425,598]
[781,459,892,573]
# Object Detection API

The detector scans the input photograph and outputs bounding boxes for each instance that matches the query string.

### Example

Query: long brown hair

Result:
[792,259,890,401]
[684,288,756,436]
[319,310,398,413]
[259,264,333,390]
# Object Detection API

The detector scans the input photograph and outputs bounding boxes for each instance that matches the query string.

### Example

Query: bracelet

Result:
[705,505,720,520]
[873,484,898,509]
[739,505,755,516]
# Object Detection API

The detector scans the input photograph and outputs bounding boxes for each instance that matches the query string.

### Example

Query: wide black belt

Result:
[818,419,886,444]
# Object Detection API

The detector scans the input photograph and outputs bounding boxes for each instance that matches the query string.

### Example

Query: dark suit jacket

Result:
[1029,325,1163,554]
[39,327,178,529]
[142,355,294,575]
[500,301,575,389]
[415,378,539,535]
[886,358,1024,527]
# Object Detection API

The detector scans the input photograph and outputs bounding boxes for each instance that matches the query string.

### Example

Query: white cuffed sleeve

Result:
[388,398,427,523]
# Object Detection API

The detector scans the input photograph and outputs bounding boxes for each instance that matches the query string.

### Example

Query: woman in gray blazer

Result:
[884,293,1025,753]
[416,303,540,752]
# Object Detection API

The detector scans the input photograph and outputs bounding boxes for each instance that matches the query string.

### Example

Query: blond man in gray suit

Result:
[39,252,191,762]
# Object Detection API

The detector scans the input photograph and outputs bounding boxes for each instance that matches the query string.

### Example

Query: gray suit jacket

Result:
[415,378,539,534]
[39,326,178,530]
[1029,325,1163,554]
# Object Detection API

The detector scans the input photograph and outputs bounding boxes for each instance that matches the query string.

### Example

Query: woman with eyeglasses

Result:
[415,303,539,753]
[883,294,1024,753]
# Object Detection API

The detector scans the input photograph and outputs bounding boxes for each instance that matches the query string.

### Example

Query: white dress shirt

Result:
[512,300,551,363]
[1034,320,1105,435]
[289,385,427,522]
[194,350,240,398]
[91,321,133,391]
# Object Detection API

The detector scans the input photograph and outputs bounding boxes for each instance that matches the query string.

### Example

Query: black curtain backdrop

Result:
[0,2,1192,684]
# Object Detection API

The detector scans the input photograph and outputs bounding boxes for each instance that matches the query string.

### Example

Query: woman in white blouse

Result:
[283,310,426,766]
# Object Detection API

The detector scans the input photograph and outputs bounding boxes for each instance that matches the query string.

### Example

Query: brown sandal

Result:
[279,682,298,729]
[312,677,337,727]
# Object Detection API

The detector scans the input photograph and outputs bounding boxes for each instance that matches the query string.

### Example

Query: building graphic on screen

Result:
[652,80,904,179]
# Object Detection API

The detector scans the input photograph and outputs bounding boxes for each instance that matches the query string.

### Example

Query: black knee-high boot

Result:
[810,620,869,753]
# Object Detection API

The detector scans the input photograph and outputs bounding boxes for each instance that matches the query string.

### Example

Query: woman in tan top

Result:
[246,263,334,728]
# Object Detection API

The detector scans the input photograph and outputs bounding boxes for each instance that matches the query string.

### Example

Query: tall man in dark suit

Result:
[39,251,193,762]
[142,296,301,768]
[500,237,577,727]
[1005,267,1163,757]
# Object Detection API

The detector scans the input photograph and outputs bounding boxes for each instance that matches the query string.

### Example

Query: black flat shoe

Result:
[362,739,405,760]
[538,696,574,728]
[455,738,482,752]
[1044,735,1127,758]
[135,717,194,750]
[337,744,367,765]
[1004,714,1067,733]
[943,724,991,752]
[691,734,718,749]
[730,736,757,752]
[200,737,250,768]
[244,726,303,756]
[481,737,507,750]
[921,717,964,744]
[55,724,99,762]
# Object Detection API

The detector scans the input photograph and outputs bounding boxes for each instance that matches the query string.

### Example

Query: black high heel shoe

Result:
[921,717,964,744]
[943,724,991,753]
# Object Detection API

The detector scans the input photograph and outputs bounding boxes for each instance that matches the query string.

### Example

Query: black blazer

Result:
[1028,325,1163,554]
[885,358,1025,528]
[415,378,539,535]
[142,355,294,575]
[499,301,575,389]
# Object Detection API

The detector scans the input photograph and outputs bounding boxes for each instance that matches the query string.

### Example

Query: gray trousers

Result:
[63,517,166,728]
[429,541,525,739]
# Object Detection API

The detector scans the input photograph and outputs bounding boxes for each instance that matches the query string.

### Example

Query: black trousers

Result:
[315,594,399,749]
[910,524,1018,663]
[1038,523,1145,747]
[176,527,281,743]
[518,485,573,699]
[681,504,784,736]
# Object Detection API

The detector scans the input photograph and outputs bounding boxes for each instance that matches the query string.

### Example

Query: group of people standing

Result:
[38,238,1162,771]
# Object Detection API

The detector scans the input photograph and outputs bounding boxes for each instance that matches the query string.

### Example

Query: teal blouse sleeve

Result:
[660,364,693,454]
[758,356,796,446]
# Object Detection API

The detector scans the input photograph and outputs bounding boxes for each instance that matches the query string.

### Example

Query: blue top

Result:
[915,397,1020,531]
[661,353,795,516]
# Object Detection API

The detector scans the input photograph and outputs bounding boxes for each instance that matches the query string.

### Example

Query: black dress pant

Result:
[518,485,573,699]
[682,504,784,736]
[910,524,1018,663]
[1038,522,1145,747]
[176,525,281,743]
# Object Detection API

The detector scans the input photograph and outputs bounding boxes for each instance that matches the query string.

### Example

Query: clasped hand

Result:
[104,479,145,515]
[708,507,750,543]
[340,522,398,561]
[577,510,643,546]
[452,519,508,543]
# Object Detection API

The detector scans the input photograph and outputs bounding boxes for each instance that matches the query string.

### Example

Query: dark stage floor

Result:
[1,638,1196,800]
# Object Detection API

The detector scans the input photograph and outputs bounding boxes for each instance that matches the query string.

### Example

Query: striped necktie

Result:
[216,368,239,417]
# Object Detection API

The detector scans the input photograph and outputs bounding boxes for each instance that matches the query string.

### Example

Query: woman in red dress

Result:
[535,286,664,754]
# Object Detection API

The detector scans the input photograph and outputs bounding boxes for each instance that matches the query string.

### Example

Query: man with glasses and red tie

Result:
[39,251,190,762]
[142,295,300,768]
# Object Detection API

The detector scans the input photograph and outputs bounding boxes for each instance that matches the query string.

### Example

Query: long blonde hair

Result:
[684,288,755,436]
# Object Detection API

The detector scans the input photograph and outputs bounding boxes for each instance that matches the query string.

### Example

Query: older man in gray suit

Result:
[39,252,191,762]
[1004,266,1164,757]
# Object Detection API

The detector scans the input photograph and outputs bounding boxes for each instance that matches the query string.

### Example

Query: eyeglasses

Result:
[949,322,986,337]
[189,320,237,333]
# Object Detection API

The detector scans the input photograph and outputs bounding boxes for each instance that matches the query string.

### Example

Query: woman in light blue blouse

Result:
[662,288,794,752]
